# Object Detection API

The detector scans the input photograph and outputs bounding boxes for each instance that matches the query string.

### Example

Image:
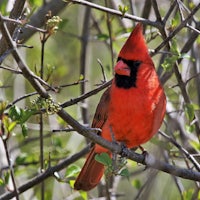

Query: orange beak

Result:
[114,60,130,76]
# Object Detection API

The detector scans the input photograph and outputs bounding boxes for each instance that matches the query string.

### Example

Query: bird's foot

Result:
[120,143,129,157]
[139,145,148,155]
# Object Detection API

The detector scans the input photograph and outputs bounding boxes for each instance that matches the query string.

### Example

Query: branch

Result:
[18,0,68,42]
[66,0,162,28]
[57,109,200,181]
[1,6,200,199]
[153,2,200,55]
[0,146,90,200]
[159,131,200,171]
[0,0,26,59]
[0,16,46,33]
[0,15,49,99]
[61,80,112,108]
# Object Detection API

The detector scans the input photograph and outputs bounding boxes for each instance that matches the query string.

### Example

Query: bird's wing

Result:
[91,86,111,132]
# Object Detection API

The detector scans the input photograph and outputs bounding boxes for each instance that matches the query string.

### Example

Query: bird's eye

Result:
[117,57,122,62]
[134,61,141,67]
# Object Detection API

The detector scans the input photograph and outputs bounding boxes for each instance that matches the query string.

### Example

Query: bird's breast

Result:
[105,83,162,148]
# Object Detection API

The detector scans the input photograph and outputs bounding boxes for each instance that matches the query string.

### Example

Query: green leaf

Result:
[28,0,42,7]
[0,178,4,186]
[9,105,21,121]
[190,140,200,151]
[16,153,27,165]
[19,109,35,124]
[0,101,8,115]
[179,53,195,61]
[119,168,129,177]
[186,124,195,133]
[0,0,8,15]
[79,190,88,200]
[8,121,17,132]
[95,152,112,166]
[9,106,35,124]
[4,172,10,185]
[21,123,28,137]
[53,137,62,147]
[118,5,129,15]
[161,51,178,71]
[184,103,195,122]
[65,165,80,178]
[79,74,84,81]
[183,189,194,200]
[132,179,141,189]
[2,115,11,133]
[96,33,109,41]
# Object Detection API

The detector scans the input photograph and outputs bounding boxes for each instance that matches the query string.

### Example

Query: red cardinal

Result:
[74,23,166,191]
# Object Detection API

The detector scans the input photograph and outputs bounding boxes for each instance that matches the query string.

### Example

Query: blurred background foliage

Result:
[0,0,200,199]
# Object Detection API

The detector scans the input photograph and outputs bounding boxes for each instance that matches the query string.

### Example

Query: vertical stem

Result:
[80,5,91,125]
[105,0,114,71]
[2,138,19,200]
[39,33,46,200]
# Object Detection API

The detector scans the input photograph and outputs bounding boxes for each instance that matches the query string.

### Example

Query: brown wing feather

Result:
[74,86,111,191]
[91,86,111,130]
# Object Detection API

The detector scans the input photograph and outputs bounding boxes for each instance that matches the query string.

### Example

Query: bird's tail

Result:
[74,146,105,191]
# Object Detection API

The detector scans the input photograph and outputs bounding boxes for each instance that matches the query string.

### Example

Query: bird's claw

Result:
[120,143,129,157]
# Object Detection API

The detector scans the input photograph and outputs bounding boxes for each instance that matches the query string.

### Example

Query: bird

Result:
[74,23,166,191]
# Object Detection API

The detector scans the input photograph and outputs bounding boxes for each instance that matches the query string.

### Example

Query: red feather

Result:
[74,23,166,191]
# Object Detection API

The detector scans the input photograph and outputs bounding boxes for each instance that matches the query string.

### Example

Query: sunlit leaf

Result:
[118,5,129,15]
[2,115,11,133]
[0,179,4,186]
[183,189,194,200]
[65,165,80,178]
[119,168,129,178]
[28,0,42,7]
[79,190,88,200]
[8,121,17,132]
[132,179,141,189]
[0,101,8,115]
[79,74,84,81]
[0,0,8,15]
[189,140,200,151]
[9,105,21,121]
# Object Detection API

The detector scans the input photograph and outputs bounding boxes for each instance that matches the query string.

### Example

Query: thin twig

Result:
[159,131,200,171]
[0,65,22,74]
[61,80,112,108]
[97,59,107,83]
[151,0,162,22]
[105,0,114,70]
[1,138,20,200]
[1,15,47,33]
[153,2,200,55]
[79,5,91,125]
[66,0,162,28]
[39,17,47,200]
[0,146,90,200]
